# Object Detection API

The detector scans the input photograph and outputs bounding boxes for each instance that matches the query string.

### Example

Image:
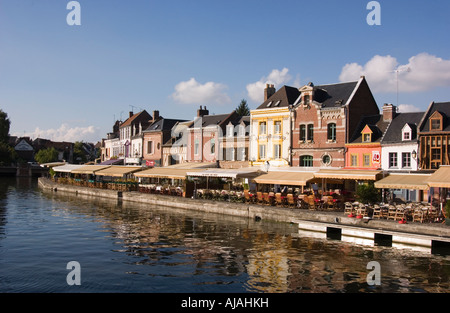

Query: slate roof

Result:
[256,86,301,110]
[419,102,450,133]
[144,118,188,132]
[191,111,238,128]
[349,114,391,144]
[382,112,424,144]
[313,81,359,108]
[256,81,359,111]
[120,110,152,128]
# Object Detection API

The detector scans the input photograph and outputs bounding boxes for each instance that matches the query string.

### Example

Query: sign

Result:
[372,151,380,164]
[146,160,155,167]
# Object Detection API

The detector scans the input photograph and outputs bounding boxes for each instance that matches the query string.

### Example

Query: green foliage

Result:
[0,141,17,165]
[235,99,250,116]
[73,141,87,164]
[0,110,11,143]
[35,147,59,164]
[355,182,381,204]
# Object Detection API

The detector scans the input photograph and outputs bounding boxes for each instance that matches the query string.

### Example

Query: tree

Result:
[35,147,59,164]
[0,141,17,165]
[73,141,87,164]
[0,109,11,143]
[235,99,250,116]
[355,182,381,204]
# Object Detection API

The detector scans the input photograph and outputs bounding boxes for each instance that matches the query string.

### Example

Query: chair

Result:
[387,206,397,220]
[412,208,426,223]
[427,207,439,223]
[244,190,254,204]
[263,193,273,206]
[256,192,264,205]
[395,208,406,221]
[275,193,286,207]
[344,202,354,216]
[287,194,295,208]
[372,205,382,219]
[307,196,317,210]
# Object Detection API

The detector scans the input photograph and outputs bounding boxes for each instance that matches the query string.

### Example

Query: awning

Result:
[134,168,203,179]
[186,168,262,179]
[426,166,450,188]
[52,164,85,173]
[94,166,143,177]
[314,169,382,181]
[252,171,315,186]
[71,165,111,175]
[374,174,431,190]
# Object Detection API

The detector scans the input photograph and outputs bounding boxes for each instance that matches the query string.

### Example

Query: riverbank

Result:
[38,177,450,247]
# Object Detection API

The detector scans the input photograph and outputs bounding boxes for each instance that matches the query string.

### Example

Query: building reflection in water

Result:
[41,189,450,293]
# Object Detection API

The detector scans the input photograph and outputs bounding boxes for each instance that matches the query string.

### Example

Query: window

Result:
[194,139,199,155]
[303,95,310,106]
[431,148,441,161]
[274,121,282,134]
[431,118,442,131]
[363,154,371,167]
[274,144,281,159]
[307,124,314,141]
[259,122,267,135]
[259,145,266,160]
[322,154,331,165]
[300,155,313,167]
[351,154,358,167]
[389,152,398,168]
[210,139,215,154]
[363,133,371,142]
[402,152,411,168]
[403,131,410,141]
[327,123,336,141]
[300,125,306,141]
[147,141,153,154]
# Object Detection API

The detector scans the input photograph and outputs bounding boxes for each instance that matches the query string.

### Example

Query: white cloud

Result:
[246,68,293,103]
[339,53,450,93]
[20,124,100,143]
[171,78,231,105]
[397,104,423,113]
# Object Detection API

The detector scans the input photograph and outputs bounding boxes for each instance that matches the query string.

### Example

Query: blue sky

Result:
[1,0,450,143]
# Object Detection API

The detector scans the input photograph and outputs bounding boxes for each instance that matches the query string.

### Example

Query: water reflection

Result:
[1,178,450,293]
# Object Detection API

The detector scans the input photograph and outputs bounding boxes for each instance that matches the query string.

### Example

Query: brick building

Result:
[292,76,379,169]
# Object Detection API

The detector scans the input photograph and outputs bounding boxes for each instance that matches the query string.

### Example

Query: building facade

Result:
[249,84,297,168]
[418,101,450,170]
[291,76,380,169]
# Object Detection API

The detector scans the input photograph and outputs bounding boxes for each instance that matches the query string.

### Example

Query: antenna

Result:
[390,67,411,106]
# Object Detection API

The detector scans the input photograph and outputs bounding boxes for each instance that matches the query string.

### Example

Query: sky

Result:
[1,0,450,143]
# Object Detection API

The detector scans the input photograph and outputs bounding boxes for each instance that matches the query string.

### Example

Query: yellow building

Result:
[249,84,300,168]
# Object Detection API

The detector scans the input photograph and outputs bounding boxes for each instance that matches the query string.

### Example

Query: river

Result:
[0,177,449,293]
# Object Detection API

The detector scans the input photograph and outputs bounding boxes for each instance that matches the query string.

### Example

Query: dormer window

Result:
[429,111,443,131]
[361,125,373,143]
[303,95,310,106]
[403,132,410,140]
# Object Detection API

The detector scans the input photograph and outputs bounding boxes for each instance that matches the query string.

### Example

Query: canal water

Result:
[1,177,450,293]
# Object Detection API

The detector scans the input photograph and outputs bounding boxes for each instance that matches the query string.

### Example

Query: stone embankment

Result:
[38,177,450,248]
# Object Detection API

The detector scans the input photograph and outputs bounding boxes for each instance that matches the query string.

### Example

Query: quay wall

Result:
[38,177,450,241]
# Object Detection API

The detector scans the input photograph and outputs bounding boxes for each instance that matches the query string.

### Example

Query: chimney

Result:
[153,110,160,121]
[264,84,276,101]
[382,103,397,122]
[129,111,133,118]
[197,105,209,117]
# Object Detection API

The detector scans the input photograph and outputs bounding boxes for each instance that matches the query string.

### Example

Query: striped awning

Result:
[374,174,431,190]
[426,166,450,188]
[252,171,315,186]
[314,169,382,181]
[71,165,111,175]
[186,168,262,179]
[94,166,143,177]
[134,168,203,179]
[52,164,85,173]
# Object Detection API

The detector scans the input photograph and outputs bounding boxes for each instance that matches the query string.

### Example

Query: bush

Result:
[355,183,381,204]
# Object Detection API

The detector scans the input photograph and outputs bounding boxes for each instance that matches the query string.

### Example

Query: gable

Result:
[15,139,34,151]
[361,125,374,134]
